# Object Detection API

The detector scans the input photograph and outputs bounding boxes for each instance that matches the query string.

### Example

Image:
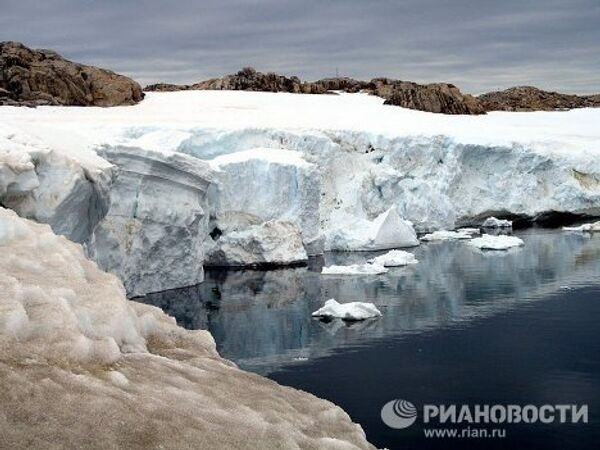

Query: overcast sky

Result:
[2,0,599,93]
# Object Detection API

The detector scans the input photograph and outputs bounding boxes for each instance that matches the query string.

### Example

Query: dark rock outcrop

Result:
[0,41,144,107]
[145,67,483,115]
[478,86,600,112]
[371,78,484,114]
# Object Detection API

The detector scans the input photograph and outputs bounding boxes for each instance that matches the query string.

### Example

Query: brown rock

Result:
[0,41,144,107]
[370,78,484,115]
[478,86,600,112]
[145,67,485,115]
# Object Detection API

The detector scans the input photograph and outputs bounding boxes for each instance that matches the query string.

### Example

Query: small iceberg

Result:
[312,299,382,321]
[470,234,524,250]
[421,230,472,241]
[563,221,600,232]
[368,250,418,267]
[321,263,389,275]
[482,217,513,228]
[325,207,419,251]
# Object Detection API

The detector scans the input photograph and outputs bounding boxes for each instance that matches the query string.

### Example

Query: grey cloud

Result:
[1,0,598,93]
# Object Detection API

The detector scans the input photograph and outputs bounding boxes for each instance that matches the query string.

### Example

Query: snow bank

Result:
[482,217,513,228]
[563,221,600,232]
[421,230,473,241]
[205,220,308,267]
[322,263,389,275]
[0,207,375,450]
[368,249,418,267]
[326,207,419,251]
[312,299,382,321]
[470,234,525,250]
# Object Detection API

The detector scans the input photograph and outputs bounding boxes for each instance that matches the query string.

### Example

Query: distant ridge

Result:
[478,86,600,112]
[145,67,484,115]
[145,67,600,115]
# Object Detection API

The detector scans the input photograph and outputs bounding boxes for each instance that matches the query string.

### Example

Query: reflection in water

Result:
[139,230,600,375]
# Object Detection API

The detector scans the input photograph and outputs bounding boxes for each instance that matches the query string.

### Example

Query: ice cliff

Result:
[2,90,600,292]
[88,145,213,296]
[0,207,375,449]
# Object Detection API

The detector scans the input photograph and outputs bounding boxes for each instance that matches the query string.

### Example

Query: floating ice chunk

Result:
[322,263,389,275]
[421,230,472,241]
[457,227,481,236]
[368,250,418,267]
[206,220,308,267]
[482,217,513,228]
[312,299,382,321]
[326,207,418,251]
[470,234,524,250]
[563,221,600,232]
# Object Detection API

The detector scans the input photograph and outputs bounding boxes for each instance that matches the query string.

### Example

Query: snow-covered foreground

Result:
[2,90,600,293]
[0,208,374,450]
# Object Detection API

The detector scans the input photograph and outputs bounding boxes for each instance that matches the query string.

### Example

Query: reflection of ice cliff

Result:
[141,230,600,374]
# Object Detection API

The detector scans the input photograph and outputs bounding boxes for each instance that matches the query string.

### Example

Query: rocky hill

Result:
[0,41,144,107]
[478,86,600,112]
[145,67,484,114]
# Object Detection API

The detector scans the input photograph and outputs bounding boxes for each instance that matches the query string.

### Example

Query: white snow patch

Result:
[470,234,524,250]
[312,299,382,321]
[368,250,418,267]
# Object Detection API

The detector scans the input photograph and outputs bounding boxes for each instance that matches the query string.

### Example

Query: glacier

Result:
[1,90,600,293]
[0,206,375,449]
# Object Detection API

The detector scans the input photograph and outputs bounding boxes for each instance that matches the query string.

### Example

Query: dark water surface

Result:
[137,229,600,449]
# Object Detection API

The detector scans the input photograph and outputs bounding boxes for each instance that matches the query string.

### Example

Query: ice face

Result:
[207,147,323,255]
[2,91,600,288]
[87,146,214,296]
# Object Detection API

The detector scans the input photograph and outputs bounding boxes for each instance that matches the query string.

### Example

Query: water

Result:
[137,229,600,449]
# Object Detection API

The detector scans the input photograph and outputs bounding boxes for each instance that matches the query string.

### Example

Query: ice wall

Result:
[88,145,214,296]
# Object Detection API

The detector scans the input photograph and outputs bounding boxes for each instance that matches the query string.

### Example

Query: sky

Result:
[1,0,599,94]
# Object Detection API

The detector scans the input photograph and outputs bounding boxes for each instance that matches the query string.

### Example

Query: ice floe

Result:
[563,221,600,232]
[368,249,418,267]
[482,217,513,228]
[312,299,382,321]
[322,263,389,275]
[421,230,473,241]
[470,234,524,250]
